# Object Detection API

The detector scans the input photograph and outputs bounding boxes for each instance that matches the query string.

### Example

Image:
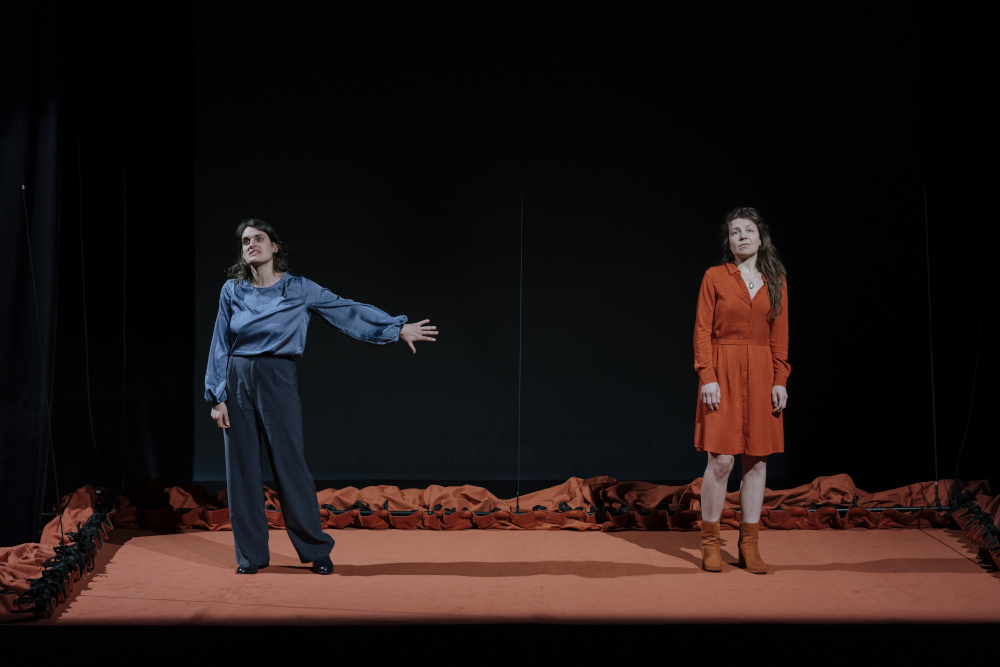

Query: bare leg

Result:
[739,454,767,523]
[701,453,735,523]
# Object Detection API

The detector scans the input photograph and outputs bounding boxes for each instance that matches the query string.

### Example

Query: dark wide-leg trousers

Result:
[223,355,334,568]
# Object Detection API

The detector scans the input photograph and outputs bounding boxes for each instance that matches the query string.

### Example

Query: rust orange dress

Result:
[694,263,789,456]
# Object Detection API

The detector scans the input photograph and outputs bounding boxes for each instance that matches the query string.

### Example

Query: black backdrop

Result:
[2,3,996,547]
[195,3,996,490]
[1,4,194,546]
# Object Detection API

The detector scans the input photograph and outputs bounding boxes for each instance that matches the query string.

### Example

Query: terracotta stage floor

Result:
[33,527,1000,625]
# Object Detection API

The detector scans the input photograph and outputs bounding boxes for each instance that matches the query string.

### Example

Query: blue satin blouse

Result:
[204,273,407,404]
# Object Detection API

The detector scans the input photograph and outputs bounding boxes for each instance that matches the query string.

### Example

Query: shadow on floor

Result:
[124,533,700,577]
[126,532,303,570]
[923,527,1000,579]
[331,561,698,578]
[39,529,157,624]
[605,529,990,575]
[103,528,997,578]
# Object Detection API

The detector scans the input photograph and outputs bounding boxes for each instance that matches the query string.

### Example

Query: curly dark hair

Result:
[227,218,290,282]
[719,207,786,319]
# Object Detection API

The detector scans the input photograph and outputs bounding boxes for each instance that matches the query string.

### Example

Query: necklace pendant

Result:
[748,281,754,289]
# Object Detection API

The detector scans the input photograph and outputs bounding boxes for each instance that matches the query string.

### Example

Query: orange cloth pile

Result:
[0,485,114,618]
[114,474,999,534]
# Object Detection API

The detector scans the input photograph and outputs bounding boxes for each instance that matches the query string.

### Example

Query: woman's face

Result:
[241,227,277,268]
[728,218,761,260]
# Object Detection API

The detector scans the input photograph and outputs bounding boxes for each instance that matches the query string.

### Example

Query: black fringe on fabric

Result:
[6,491,118,616]
[946,489,1000,569]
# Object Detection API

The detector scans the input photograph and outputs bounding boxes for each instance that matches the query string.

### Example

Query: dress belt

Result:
[711,338,769,346]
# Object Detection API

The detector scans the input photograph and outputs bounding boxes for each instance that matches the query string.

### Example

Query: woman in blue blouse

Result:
[205,219,437,575]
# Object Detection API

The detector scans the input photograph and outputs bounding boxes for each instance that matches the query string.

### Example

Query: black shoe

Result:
[236,565,258,574]
[310,556,334,575]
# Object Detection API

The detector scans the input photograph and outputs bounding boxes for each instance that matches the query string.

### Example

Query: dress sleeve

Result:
[769,278,790,387]
[693,270,718,385]
[303,278,407,345]
[204,282,234,404]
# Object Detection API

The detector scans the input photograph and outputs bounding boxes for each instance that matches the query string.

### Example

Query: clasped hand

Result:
[211,402,230,429]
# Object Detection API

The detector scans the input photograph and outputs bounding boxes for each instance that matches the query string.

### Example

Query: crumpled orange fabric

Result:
[1,484,111,619]
[0,543,56,617]
[38,486,99,546]
[129,475,996,534]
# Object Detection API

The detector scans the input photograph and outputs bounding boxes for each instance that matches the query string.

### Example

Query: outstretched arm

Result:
[303,278,440,351]
[304,278,407,344]
[399,319,438,353]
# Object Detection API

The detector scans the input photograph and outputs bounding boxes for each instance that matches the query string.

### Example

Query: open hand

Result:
[211,402,230,428]
[771,385,788,414]
[700,382,721,411]
[400,319,438,353]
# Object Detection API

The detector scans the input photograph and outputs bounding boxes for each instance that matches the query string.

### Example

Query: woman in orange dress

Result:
[693,207,789,574]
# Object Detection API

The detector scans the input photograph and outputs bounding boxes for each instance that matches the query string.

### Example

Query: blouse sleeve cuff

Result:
[352,316,408,345]
[386,316,408,343]
[698,370,718,385]
[205,384,227,405]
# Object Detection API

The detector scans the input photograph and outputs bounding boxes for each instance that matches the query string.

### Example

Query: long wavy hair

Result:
[226,218,291,282]
[720,207,786,319]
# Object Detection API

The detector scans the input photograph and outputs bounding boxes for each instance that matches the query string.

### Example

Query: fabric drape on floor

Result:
[85,475,1000,534]
[118,474,997,534]
[3,475,998,618]
[0,486,106,617]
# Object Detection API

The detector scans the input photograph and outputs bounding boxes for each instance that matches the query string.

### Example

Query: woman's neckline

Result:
[247,272,288,290]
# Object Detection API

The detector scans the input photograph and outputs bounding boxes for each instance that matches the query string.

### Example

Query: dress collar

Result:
[726,262,768,282]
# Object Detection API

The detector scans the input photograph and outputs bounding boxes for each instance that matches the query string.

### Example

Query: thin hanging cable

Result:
[77,119,114,490]
[514,0,526,513]
[921,179,940,506]
[952,254,985,480]
[4,13,65,543]
[121,140,127,492]
[915,17,944,509]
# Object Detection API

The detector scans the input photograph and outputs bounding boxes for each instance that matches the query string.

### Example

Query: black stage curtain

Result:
[1,4,195,547]
[194,3,998,491]
[0,5,61,548]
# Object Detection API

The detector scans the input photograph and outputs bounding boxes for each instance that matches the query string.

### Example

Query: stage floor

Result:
[31,527,1000,625]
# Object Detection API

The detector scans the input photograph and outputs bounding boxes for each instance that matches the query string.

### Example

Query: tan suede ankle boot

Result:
[700,520,722,572]
[738,521,767,574]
